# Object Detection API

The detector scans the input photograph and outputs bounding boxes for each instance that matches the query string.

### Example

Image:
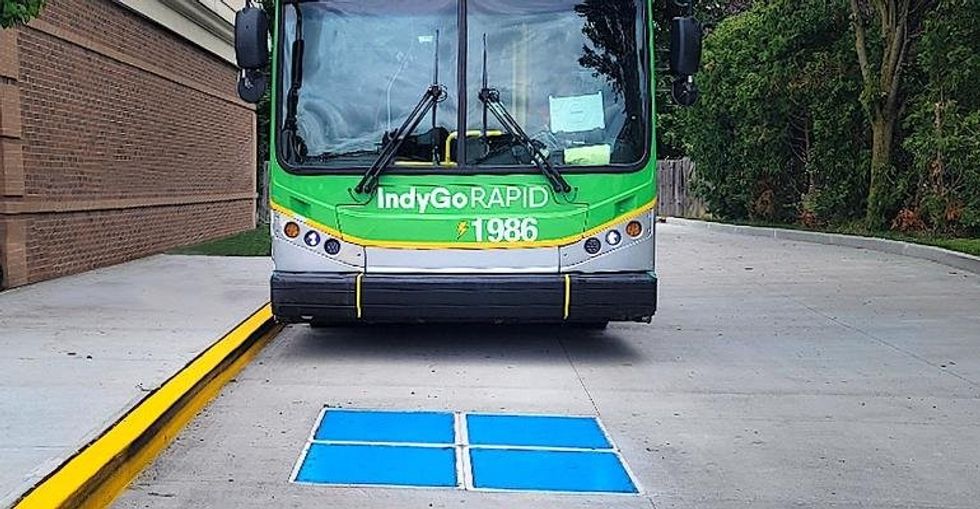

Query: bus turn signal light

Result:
[626,221,643,238]
[284,222,301,239]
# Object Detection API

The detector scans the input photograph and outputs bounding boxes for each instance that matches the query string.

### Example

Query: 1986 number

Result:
[473,217,538,242]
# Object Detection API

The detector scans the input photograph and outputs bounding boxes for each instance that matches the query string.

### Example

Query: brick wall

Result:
[0,0,256,288]
[24,201,255,282]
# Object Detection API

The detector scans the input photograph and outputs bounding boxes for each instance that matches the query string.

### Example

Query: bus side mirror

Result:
[669,16,702,106]
[236,6,268,69]
[670,17,701,76]
[235,6,269,103]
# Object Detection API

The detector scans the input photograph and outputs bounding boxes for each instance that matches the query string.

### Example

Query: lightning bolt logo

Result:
[456,220,469,240]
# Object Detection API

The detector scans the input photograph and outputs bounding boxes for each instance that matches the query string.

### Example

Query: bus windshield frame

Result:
[274,0,652,176]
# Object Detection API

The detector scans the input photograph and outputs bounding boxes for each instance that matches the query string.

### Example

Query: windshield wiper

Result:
[281,3,307,163]
[356,30,447,195]
[479,34,571,194]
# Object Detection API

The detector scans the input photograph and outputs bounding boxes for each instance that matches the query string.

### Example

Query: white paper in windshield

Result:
[549,92,605,133]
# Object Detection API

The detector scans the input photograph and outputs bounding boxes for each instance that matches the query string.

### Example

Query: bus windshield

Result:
[278,0,648,171]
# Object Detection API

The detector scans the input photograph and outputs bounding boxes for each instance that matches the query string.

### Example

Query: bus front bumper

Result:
[271,271,657,324]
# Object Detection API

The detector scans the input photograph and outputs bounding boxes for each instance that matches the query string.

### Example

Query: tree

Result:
[902,0,980,234]
[1,0,44,28]
[848,0,936,229]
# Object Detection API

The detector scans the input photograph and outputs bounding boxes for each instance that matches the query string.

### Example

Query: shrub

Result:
[1,0,44,28]
[673,0,868,224]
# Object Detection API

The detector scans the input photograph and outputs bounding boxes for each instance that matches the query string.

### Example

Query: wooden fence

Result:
[657,158,706,218]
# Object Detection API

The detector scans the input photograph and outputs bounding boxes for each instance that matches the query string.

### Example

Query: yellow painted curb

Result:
[13,304,281,509]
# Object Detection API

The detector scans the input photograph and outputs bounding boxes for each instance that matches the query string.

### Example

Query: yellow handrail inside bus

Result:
[393,160,458,168]
[388,130,505,167]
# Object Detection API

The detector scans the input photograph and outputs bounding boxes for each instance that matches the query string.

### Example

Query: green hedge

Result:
[666,0,979,237]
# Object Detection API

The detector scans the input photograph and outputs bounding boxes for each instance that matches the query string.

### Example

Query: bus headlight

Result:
[303,231,321,247]
[606,230,622,247]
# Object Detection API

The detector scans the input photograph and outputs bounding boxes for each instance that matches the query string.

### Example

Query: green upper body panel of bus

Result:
[268,0,656,249]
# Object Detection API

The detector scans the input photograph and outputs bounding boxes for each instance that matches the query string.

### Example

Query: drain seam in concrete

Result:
[558,337,602,417]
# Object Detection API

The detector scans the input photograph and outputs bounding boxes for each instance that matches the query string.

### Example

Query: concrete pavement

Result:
[117,222,980,508]
[670,217,980,275]
[0,255,271,507]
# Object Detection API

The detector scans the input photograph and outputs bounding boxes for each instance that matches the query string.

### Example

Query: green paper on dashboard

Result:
[564,144,611,166]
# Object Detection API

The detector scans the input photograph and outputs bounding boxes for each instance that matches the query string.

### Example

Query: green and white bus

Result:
[233,0,701,325]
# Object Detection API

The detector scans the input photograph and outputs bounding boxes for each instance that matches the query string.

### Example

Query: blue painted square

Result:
[469,448,637,493]
[315,410,454,444]
[466,414,611,449]
[296,443,457,487]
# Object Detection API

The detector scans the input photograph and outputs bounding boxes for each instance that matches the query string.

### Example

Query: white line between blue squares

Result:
[289,408,642,495]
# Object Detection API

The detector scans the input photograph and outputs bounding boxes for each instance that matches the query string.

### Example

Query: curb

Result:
[12,304,281,509]
[667,217,980,275]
